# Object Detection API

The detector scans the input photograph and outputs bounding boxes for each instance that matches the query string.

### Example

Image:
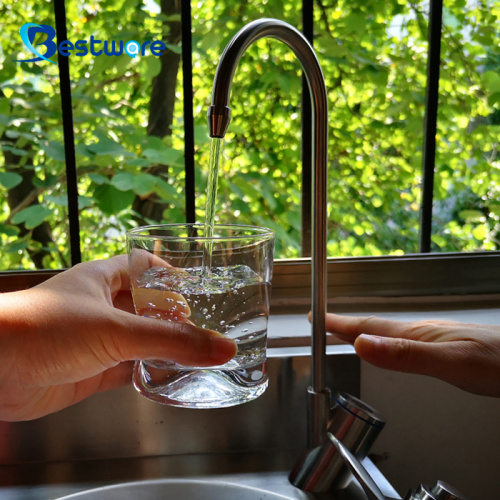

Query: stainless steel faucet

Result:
[207,18,330,452]
[207,19,392,495]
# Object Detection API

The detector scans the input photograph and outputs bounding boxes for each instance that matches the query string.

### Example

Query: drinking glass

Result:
[127,223,275,408]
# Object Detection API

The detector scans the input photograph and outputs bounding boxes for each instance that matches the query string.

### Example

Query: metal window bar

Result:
[181,0,196,224]
[419,0,443,253]
[301,0,314,258]
[53,0,442,263]
[53,0,81,265]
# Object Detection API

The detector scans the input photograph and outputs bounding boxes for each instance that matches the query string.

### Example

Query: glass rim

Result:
[127,223,275,242]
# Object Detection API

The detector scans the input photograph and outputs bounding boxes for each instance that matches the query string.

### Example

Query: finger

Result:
[81,254,168,301]
[353,334,493,395]
[111,312,237,367]
[75,361,135,399]
[325,313,415,342]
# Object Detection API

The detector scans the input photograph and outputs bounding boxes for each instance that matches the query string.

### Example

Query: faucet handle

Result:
[289,392,386,493]
[329,392,386,461]
[328,432,388,500]
[404,480,470,500]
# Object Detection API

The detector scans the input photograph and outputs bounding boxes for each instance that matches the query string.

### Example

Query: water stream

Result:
[202,137,224,274]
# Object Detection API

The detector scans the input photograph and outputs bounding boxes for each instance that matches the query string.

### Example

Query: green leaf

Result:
[88,173,110,185]
[472,225,487,240]
[154,178,181,205]
[194,125,211,145]
[124,158,153,167]
[6,241,28,253]
[94,184,135,215]
[0,223,19,237]
[459,209,484,222]
[40,140,66,162]
[88,137,129,157]
[165,43,182,55]
[11,205,54,229]
[0,61,17,84]
[481,70,500,94]
[32,173,58,188]
[132,173,157,196]
[112,172,156,197]
[142,147,183,166]
[141,56,162,81]
[111,172,135,191]
[1,144,29,156]
[46,195,93,209]
[0,172,23,189]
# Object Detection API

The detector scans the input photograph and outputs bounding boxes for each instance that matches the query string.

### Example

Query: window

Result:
[1,0,499,299]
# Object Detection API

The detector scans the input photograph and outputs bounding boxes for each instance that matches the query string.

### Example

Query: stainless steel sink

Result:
[52,467,400,500]
[55,477,309,500]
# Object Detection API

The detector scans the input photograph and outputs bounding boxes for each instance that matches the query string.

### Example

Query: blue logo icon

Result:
[15,23,57,64]
[14,23,166,64]
[124,41,140,58]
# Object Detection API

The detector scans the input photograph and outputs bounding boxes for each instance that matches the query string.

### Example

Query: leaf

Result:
[481,70,500,94]
[141,56,162,81]
[143,147,183,166]
[0,223,19,237]
[165,43,182,55]
[459,209,484,222]
[194,125,211,145]
[111,172,135,191]
[40,140,66,162]
[88,137,130,157]
[0,61,17,84]
[154,178,181,205]
[88,173,110,185]
[472,225,487,240]
[111,172,157,196]
[32,173,58,188]
[124,158,152,167]
[0,172,23,189]
[12,205,54,229]
[132,173,157,196]
[93,184,135,215]
[7,241,28,253]
[1,144,29,156]
[45,195,93,209]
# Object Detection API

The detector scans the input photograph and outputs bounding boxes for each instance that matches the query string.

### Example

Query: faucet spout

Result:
[207,18,329,449]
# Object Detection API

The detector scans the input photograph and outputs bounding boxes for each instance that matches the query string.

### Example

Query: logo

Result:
[15,23,57,64]
[14,23,166,64]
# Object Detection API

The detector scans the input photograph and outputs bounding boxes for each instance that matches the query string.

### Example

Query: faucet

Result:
[207,18,330,451]
[208,18,394,495]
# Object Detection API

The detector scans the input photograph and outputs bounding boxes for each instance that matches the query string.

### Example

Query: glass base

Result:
[133,360,268,409]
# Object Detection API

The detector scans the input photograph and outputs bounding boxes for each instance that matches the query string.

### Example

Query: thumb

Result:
[112,312,237,367]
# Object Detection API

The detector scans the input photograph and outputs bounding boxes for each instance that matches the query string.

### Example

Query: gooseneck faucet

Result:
[207,19,329,451]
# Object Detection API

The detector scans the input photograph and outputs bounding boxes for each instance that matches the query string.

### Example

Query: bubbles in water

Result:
[136,265,269,369]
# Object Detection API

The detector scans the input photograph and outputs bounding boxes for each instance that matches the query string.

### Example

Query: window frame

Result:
[3,253,500,303]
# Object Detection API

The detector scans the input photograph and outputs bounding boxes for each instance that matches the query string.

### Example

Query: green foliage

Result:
[0,0,499,269]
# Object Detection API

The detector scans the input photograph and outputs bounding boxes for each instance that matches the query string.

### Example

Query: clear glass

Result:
[127,223,275,408]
